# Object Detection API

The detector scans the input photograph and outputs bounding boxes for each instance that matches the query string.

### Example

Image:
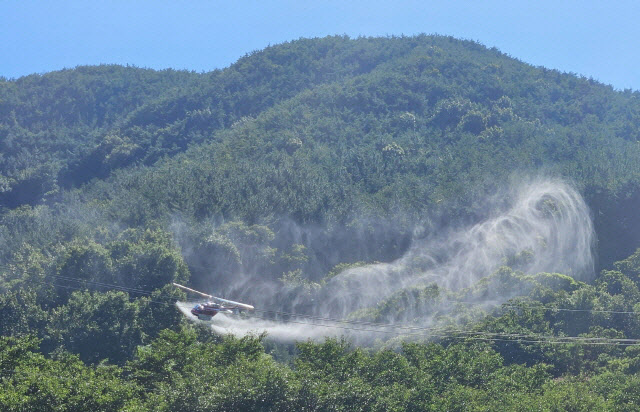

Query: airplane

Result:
[173,282,255,321]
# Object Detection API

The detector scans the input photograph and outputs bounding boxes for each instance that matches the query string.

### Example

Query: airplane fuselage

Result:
[191,302,234,320]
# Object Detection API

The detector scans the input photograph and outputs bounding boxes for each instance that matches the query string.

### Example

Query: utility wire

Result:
[30,280,174,307]
[50,274,156,296]
[247,312,640,346]
[34,275,637,337]
[7,267,638,316]
[11,276,640,346]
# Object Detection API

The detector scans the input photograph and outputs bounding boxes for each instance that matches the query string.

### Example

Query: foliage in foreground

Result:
[2,247,640,410]
[4,328,640,411]
[3,35,640,410]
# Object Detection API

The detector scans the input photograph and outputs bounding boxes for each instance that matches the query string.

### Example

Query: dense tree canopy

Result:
[2,35,640,410]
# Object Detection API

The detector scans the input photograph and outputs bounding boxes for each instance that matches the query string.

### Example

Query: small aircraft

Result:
[173,283,255,321]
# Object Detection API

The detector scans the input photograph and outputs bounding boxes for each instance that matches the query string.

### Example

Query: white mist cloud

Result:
[315,178,594,319]
[184,178,595,342]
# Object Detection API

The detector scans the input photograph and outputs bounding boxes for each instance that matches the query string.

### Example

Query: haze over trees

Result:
[2,35,640,410]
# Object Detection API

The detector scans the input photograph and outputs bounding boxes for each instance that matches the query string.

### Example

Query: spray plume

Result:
[190,178,595,342]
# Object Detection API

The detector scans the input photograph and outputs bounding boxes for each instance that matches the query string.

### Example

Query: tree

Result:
[45,291,144,364]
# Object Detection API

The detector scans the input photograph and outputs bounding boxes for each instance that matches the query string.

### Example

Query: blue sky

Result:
[2,1,639,90]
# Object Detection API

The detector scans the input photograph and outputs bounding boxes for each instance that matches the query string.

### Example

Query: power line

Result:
[50,274,156,296]
[2,260,639,317]
[247,312,640,346]
[12,268,638,316]
[249,310,640,344]
[11,275,640,346]
[30,279,175,307]
[26,276,640,338]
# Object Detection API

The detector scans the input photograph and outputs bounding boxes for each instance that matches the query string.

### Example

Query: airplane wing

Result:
[172,283,254,311]
[213,296,254,311]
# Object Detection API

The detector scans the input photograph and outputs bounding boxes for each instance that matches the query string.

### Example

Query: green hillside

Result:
[3,35,640,410]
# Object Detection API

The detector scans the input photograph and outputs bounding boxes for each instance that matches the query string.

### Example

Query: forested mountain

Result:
[3,35,640,410]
